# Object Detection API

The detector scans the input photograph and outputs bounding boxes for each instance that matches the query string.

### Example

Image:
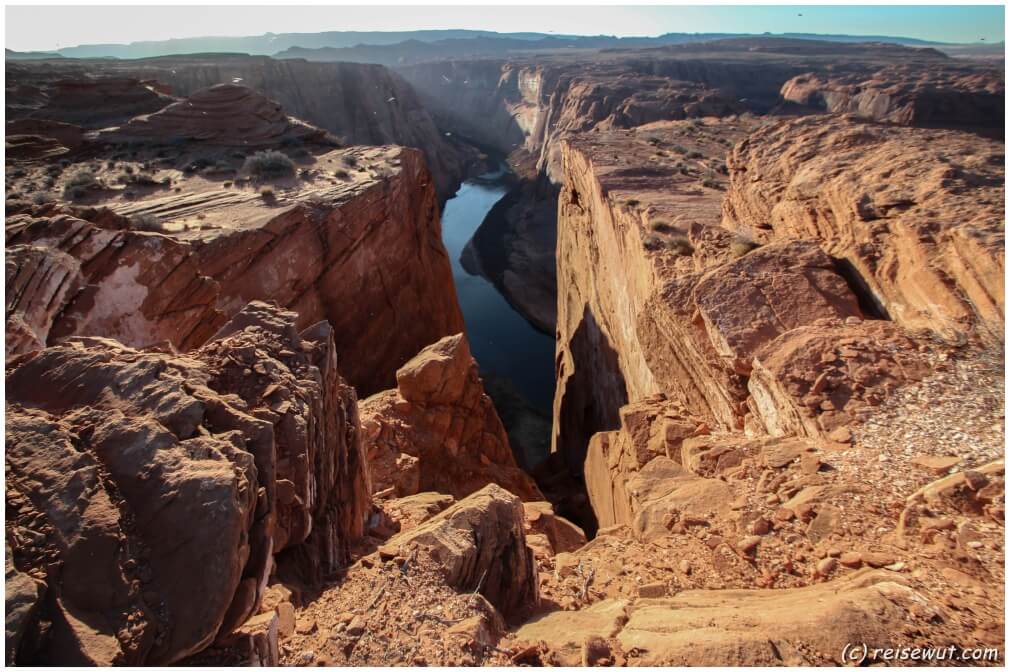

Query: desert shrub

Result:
[625,198,640,208]
[342,154,358,167]
[666,234,695,256]
[334,169,350,180]
[643,234,663,251]
[686,150,703,159]
[62,169,99,200]
[260,186,276,202]
[243,150,295,179]
[700,177,723,190]
[32,192,54,205]
[45,164,63,176]
[729,236,760,258]
[130,213,163,232]
[649,219,675,233]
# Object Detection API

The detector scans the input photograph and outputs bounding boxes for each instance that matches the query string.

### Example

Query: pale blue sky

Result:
[5,4,1005,52]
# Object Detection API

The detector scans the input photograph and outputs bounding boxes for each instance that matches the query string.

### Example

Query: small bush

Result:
[130,213,163,232]
[666,234,695,256]
[62,169,99,200]
[46,164,63,176]
[625,199,640,207]
[32,192,54,205]
[243,150,295,179]
[686,150,703,159]
[671,144,688,155]
[334,169,350,180]
[260,187,276,202]
[729,236,760,258]
[649,220,676,234]
[643,234,663,251]
[342,155,358,167]
[700,177,723,190]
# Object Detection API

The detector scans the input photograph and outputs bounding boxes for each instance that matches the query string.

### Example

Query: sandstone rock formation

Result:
[5,244,83,357]
[723,115,1005,340]
[6,142,463,395]
[5,301,368,664]
[11,76,174,128]
[360,334,541,501]
[517,569,939,665]
[780,66,1004,129]
[7,57,471,199]
[100,84,327,147]
[379,484,539,622]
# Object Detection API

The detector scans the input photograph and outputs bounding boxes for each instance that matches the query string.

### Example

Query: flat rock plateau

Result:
[4,37,1005,666]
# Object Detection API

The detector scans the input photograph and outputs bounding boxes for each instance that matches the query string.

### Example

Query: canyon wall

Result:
[551,112,1003,530]
[7,144,463,396]
[6,57,470,199]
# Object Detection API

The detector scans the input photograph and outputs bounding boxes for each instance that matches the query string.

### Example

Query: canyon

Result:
[4,36,1005,666]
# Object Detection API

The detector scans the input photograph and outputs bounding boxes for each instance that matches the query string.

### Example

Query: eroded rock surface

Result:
[723,115,1005,340]
[100,84,327,147]
[5,301,368,664]
[379,484,539,622]
[6,142,463,395]
[361,334,541,501]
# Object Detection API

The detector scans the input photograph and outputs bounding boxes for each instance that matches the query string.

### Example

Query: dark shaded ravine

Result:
[440,167,555,468]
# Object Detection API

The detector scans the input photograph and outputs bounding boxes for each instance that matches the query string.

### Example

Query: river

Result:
[440,168,555,467]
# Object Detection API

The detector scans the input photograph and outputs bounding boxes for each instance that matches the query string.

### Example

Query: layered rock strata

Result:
[5,301,368,665]
[723,115,1005,340]
[7,57,470,199]
[6,142,463,395]
[361,334,542,501]
[100,84,327,147]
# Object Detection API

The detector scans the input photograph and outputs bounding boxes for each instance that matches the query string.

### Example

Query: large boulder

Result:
[360,334,541,501]
[4,301,368,664]
[380,484,539,622]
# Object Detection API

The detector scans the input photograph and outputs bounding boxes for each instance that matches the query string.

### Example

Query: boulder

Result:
[380,484,539,621]
[360,334,541,501]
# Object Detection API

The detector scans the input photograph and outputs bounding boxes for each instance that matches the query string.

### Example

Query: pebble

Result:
[815,557,837,577]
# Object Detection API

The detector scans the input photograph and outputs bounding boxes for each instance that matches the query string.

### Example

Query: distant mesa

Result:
[100,83,327,146]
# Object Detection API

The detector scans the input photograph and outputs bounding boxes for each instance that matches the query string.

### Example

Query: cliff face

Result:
[552,113,1003,535]
[7,144,463,396]
[723,115,1005,340]
[6,57,470,199]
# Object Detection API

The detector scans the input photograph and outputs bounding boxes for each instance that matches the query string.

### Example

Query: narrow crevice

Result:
[832,255,891,320]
